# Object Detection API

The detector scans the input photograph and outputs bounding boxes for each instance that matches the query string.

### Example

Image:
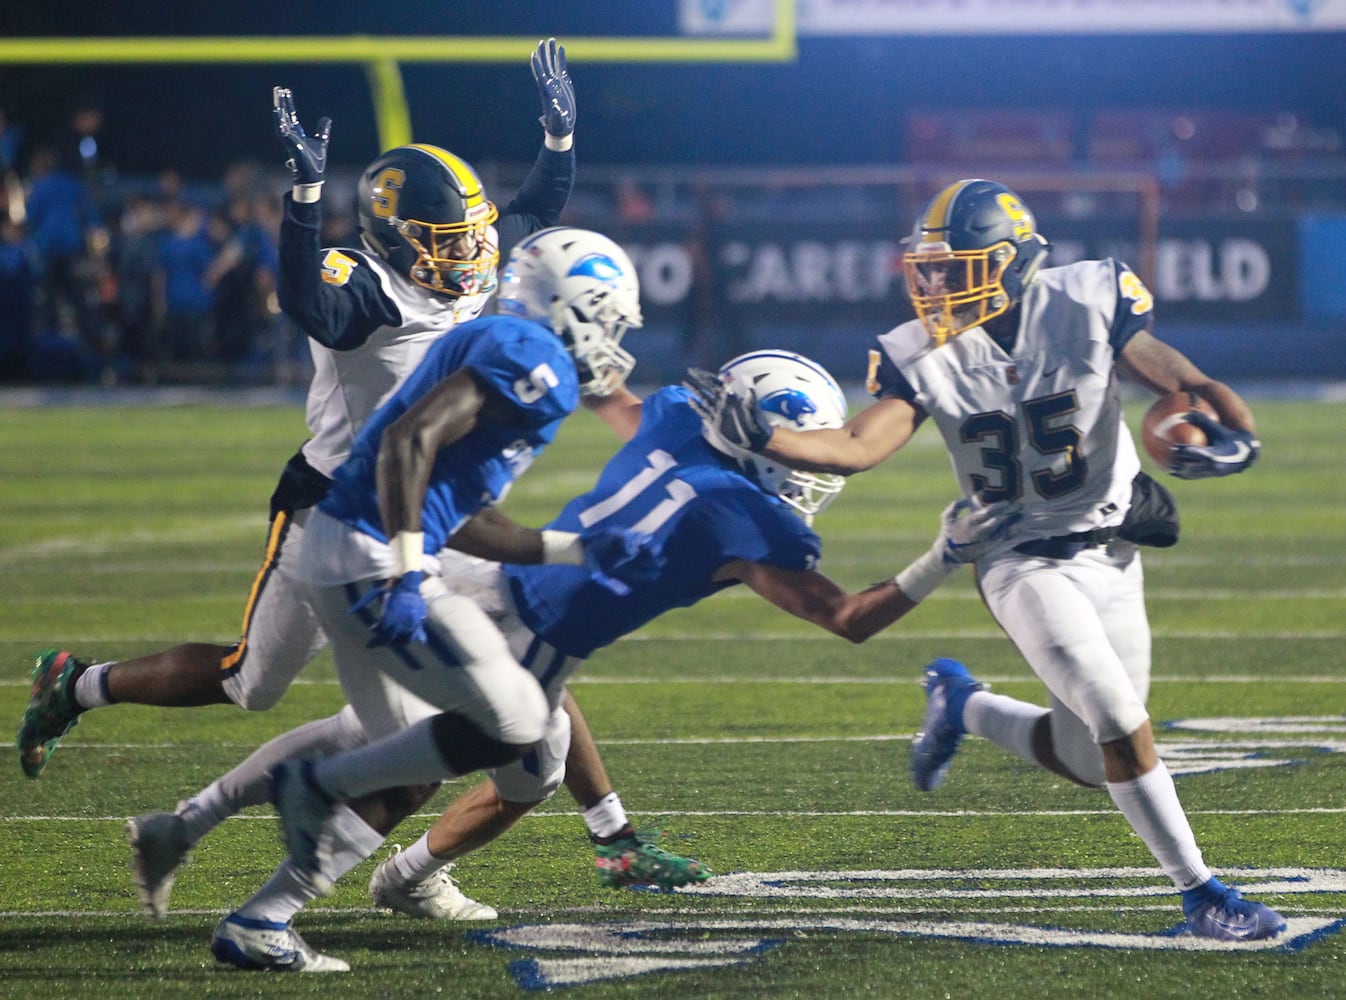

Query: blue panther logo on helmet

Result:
[759,388,818,426]
[567,253,624,281]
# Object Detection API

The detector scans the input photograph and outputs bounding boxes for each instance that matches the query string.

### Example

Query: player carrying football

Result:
[691,178,1278,942]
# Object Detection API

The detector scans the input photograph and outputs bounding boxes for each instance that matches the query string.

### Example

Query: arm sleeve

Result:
[276,194,401,351]
[868,342,919,404]
[495,145,576,258]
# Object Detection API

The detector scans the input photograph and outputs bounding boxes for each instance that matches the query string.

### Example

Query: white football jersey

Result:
[869,259,1151,541]
[300,248,492,478]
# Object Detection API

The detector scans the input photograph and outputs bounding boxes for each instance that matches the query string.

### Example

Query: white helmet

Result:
[497,227,642,396]
[701,350,848,523]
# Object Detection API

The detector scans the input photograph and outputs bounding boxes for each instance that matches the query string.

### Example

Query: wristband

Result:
[293,182,323,203]
[894,547,956,604]
[390,530,424,577]
[541,529,585,565]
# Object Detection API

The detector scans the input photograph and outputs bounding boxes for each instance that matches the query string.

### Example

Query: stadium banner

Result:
[679,0,1346,35]
[619,217,1299,331]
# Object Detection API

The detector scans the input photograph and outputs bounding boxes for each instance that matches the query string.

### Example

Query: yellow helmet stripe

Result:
[921,178,979,237]
[405,143,486,205]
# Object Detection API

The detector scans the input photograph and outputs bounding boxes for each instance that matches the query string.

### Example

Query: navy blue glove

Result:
[683,367,773,453]
[531,38,576,139]
[272,86,331,186]
[1168,411,1261,480]
[349,571,428,647]
[582,527,663,596]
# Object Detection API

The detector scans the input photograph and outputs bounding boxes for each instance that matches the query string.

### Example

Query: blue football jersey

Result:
[505,386,821,658]
[321,314,580,552]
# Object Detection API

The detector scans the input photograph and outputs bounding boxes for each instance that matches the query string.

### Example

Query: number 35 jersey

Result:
[507,386,821,659]
[321,314,580,552]
[868,259,1151,540]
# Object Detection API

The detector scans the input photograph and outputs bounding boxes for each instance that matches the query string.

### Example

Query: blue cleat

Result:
[1181,877,1287,942]
[910,658,985,792]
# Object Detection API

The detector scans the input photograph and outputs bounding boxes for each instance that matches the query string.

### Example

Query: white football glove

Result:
[936,496,1022,566]
[895,497,1021,602]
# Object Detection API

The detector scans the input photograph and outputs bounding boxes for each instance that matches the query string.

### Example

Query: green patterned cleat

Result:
[594,830,713,889]
[16,650,87,779]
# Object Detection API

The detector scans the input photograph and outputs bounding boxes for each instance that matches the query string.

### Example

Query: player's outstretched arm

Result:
[726,496,1020,643]
[583,385,644,442]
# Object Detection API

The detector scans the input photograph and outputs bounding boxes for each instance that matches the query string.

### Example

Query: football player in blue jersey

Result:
[233,349,1015,970]
[206,224,672,972]
[690,179,1280,943]
[17,40,679,928]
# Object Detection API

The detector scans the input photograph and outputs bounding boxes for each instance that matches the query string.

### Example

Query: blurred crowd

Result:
[0,103,336,387]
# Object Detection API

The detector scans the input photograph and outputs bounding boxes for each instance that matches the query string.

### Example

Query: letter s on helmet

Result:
[357,144,500,297]
[903,178,1050,346]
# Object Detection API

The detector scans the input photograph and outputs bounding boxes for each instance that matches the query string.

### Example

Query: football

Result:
[1141,391,1219,468]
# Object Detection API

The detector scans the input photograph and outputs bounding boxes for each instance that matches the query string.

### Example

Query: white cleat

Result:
[368,848,498,920]
[125,811,192,919]
[211,913,349,972]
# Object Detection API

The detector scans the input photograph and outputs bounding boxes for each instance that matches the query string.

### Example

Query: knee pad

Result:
[430,712,535,774]
[490,704,570,803]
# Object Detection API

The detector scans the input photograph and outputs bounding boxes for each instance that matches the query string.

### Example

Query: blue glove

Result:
[349,571,428,647]
[531,38,575,139]
[683,367,773,453]
[1168,412,1261,480]
[582,527,663,596]
[272,86,331,186]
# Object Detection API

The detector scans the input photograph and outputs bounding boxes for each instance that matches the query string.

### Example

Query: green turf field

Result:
[1,395,1343,999]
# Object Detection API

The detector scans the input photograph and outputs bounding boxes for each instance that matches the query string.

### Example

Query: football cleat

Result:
[211,913,349,972]
[594,830,714,889]
[368,848,498,920]
[17,649,87,779]
[910,657,986,792]
[270,759,336,893]
[1181,877,1287,942]
[125,811,192,919]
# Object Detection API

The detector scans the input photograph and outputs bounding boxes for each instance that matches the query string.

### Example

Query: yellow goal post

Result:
[0,2,797,151]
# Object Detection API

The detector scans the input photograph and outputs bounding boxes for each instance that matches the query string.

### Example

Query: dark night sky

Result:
[2,3,1344,179]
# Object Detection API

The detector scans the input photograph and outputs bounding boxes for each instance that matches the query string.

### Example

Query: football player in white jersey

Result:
[689,179,1279,943]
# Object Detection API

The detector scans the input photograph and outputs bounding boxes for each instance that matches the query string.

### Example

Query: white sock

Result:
[313,718,456,799]
[1106,762,1212,891]
[234,804,384,924]
[390,834,450,883]
[175,784,233,847]
[233,861,321,924]
[72,662,114,710]
[962,690,1048,765]
[581,792,629,840]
